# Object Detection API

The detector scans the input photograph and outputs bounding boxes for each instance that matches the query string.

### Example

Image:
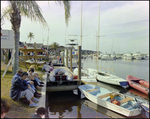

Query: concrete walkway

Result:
[36,72,47,108]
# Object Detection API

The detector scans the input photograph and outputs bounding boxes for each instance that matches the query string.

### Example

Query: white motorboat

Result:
[73,68,97,83]
[82,55,86,59]
[93,54,98,59]
[116,54,123,59]
[86,68,129,88]
[78,84,141,117]
[144,54,149,60]
[123,53,133,60]
[98,54,103,59]
[110,52,116,60]
[82,99,125,118]
[132,52,144,60]
[101,54,115,60]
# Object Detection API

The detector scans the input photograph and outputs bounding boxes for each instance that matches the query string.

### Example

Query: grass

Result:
[1,62,45,118]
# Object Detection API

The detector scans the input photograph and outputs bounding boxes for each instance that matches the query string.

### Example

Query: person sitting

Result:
[12,69,41,97]
[1,99,11,119]
[31,107,46,118]
[9,72,39,107]
[12,69,23,84]
[59,56,62,63]
[28,69,43,89]
[29,65,44,85]
[48,61,54,68]
[42,62,53,73]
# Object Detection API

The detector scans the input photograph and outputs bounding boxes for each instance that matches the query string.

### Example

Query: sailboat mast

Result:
[97,1,100,72]
[81,1,83,46]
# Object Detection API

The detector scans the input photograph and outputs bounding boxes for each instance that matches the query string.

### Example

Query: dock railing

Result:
[98,66,115,75]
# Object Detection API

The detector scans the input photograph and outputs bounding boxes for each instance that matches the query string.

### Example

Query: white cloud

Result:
[1,1,149,54]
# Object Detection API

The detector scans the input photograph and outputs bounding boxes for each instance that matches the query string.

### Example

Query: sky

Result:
[1,1,149,54]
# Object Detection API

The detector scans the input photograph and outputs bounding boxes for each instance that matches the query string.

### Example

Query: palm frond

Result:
[14,1,49,28]
[63,1,71,26]
[1,6,12,21]
[50,1,71,26]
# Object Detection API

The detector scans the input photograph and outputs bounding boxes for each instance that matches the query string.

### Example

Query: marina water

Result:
[46,58,149,118]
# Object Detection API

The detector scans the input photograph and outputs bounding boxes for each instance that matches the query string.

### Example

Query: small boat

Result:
[73,68,97,83]
[86,68,129,88]
[49,68,74,82]
[134,98,149,118]
[126,75,149,95]
[132,52,144,60]
[122,52,133,60]
[78,84,141,117]
[82,100,125,118]
[140,103,149,118]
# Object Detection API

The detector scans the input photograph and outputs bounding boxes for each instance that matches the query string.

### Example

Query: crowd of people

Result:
[10,65,44,107]
[1,64,47,118]
[2,57,62,118]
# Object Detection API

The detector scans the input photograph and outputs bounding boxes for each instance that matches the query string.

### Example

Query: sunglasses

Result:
[19,71,23,73]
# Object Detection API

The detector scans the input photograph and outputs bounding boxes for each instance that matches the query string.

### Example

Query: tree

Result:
[2,1,71,74]
[27,32,34,43]
[50,42,60,51]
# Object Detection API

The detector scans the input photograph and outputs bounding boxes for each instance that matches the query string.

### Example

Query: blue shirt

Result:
[12,73,30,85]
[12,73,20,84]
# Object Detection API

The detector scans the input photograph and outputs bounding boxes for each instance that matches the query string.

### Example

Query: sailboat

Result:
[83,2,129,88]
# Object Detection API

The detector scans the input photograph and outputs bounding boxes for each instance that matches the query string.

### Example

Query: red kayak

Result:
[126,75,149,95]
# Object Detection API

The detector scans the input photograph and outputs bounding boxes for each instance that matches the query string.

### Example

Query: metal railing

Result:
[98,66,115,75]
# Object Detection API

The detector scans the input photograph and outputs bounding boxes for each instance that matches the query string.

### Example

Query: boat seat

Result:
[98,93,111,99]
[86,88,98,92]
[120,97,134,104]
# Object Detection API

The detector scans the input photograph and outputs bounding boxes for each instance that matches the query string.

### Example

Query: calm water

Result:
[46,58,149,118]
[82,57,149,81]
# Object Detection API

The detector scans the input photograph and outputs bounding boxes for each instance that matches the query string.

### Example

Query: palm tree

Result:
[2,1,71,74]
[50,42,60,50]
[49,42,60,55]
[27,32,34,44]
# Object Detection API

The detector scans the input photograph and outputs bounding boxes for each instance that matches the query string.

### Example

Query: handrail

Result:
[98,66,115,75]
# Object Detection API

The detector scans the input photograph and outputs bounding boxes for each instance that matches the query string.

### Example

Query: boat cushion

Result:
[86,88,98,92]
[120,97,134,104]
[98,93,111,99]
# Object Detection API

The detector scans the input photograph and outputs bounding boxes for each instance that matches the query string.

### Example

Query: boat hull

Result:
[96,73,128,87]
[85,68,129,88]
[141,103,149,118]
[126,75,149,95]
[78,84,141,117]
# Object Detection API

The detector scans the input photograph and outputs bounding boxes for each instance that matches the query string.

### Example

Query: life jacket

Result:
[111,99,120,106]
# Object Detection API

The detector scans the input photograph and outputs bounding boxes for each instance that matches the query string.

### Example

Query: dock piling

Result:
[70,48,72,71]
[66,49,68,67]
[78,46,81,85]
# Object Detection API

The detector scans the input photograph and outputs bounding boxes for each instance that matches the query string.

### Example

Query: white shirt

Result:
[42,64,53,72]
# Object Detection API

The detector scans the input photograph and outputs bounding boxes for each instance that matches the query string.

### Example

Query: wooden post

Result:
[70,48,72,71]
[34,42,37,69]
[66,49,68,67]
[24,42,28,61]
[78,46,81,85]
[1,49,4,61]
[62,50,64,65]
[2,50,16,77]
[78,88,81,99]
